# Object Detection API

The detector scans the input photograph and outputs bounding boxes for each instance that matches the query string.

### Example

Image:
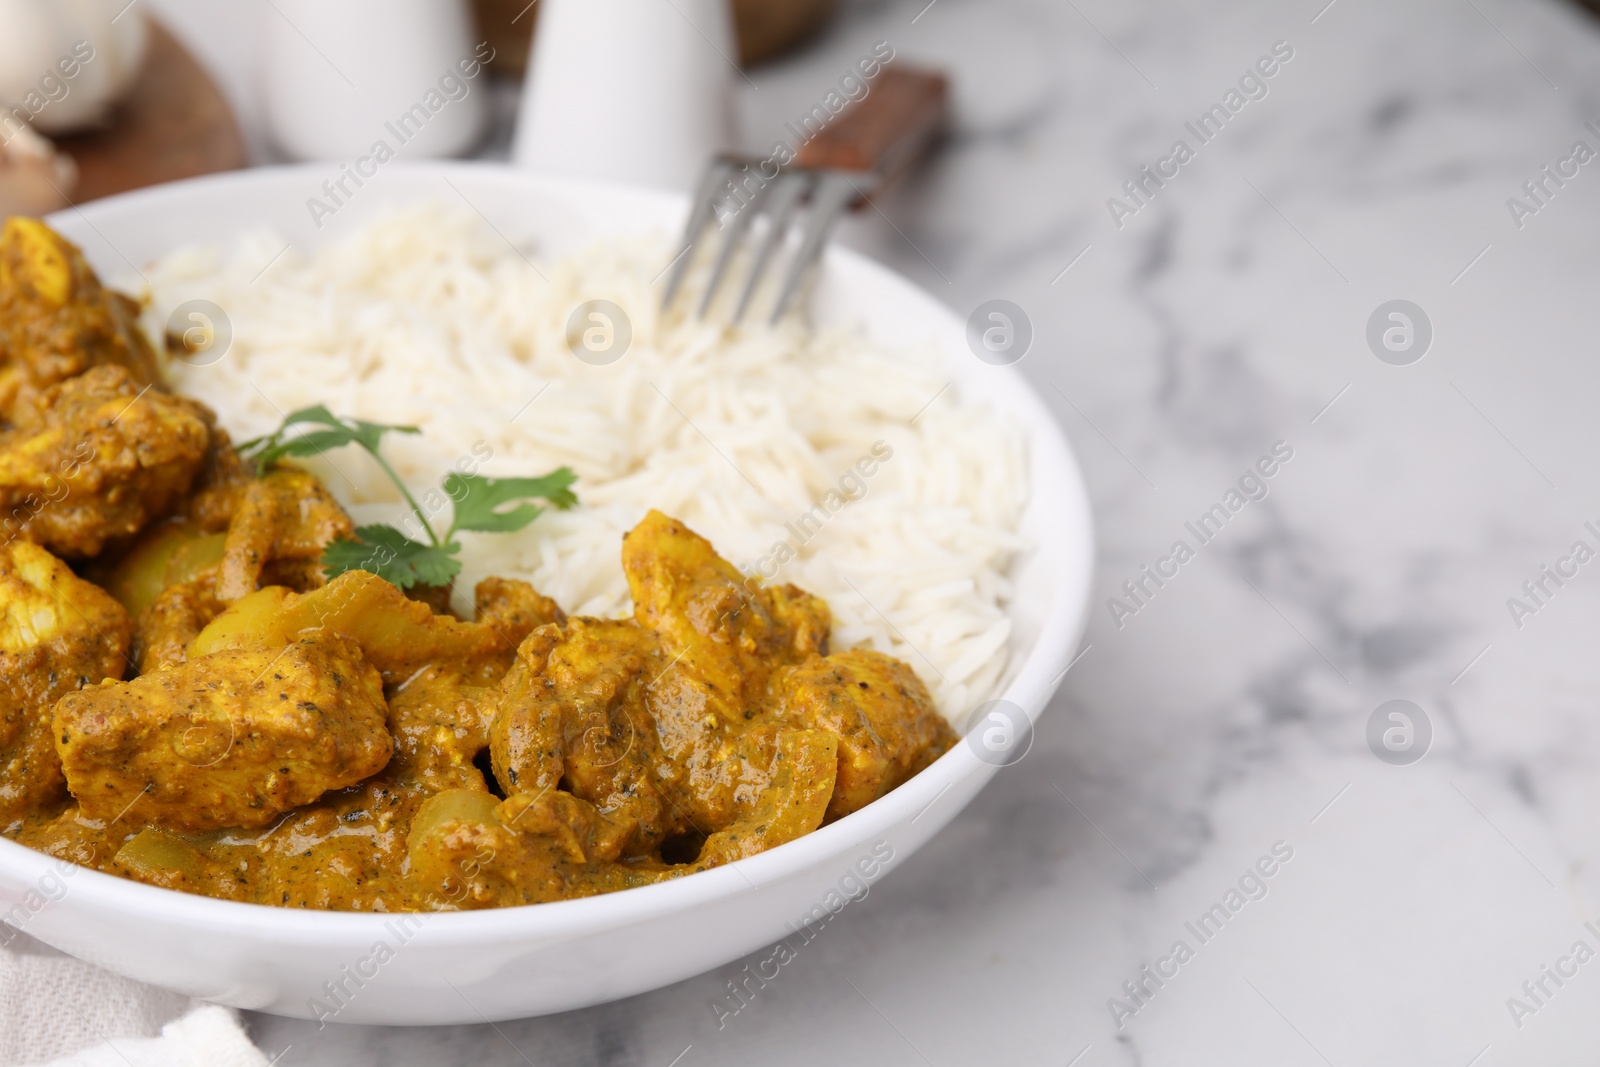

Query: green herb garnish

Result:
[239,407,577,589]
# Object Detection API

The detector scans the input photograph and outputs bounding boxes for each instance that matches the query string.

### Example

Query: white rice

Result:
[140,206,1028,719]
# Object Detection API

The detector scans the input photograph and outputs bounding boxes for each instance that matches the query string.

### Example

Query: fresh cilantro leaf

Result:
[322,526,461,589]
[246,407,577,596]
[443,468,578,535]
[240,406,419,472]
[280,404,343,431]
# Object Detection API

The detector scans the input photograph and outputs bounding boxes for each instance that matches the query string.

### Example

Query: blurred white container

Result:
[0,0,149,135]
[262,0,488,161]
[512,0,737,191]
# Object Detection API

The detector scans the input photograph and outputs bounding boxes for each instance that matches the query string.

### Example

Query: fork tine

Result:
[769,173,856,325]
[698,169,776,319]
[661,158,735,311]
[731,172,810,325]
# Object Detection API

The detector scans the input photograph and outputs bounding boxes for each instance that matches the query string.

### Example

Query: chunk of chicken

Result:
[492,511,843,870]
[778,649,956,822]
[623,510,834,837]
[0,540,128,828]
[215,468,354,601]
[0,218,160,424]
[474,575,566,638]
[491,619,680,859]
[53,633,392,832]
[622,509,828,725]
[133,664,525,909]
[480,652,832,895]
[387,666,496,793]
[692,727,838,865]
[132,569,224,674]
[406,788,678,909]
[0,364,211,558]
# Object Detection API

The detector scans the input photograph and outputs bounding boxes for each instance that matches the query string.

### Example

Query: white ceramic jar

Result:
[511,0,738,191]
[262,0,489,162]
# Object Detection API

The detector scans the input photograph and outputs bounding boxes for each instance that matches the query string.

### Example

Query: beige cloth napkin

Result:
[0,931,268,1067]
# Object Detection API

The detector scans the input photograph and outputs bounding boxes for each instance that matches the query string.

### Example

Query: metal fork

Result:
[661,68,949,325]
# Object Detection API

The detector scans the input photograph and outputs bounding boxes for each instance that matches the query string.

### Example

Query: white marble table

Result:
[151,0,1600,1062]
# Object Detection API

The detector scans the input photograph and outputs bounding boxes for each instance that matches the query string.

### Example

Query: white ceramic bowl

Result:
[0,164,1093,1024]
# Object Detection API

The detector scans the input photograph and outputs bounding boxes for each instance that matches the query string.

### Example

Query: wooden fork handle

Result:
[793,66,949,184]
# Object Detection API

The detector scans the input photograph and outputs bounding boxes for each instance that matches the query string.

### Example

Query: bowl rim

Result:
[3,161,1095,945]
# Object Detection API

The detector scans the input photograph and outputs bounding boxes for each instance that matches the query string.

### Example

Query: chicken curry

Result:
[0,217,956,912]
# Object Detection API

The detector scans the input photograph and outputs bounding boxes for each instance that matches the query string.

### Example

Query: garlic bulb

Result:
[0,0,149,136]
[0,122,76,215]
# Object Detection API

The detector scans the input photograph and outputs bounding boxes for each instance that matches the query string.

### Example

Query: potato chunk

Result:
[0,540,129,827]
[54,633,392,831]
[192,569,552,685]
